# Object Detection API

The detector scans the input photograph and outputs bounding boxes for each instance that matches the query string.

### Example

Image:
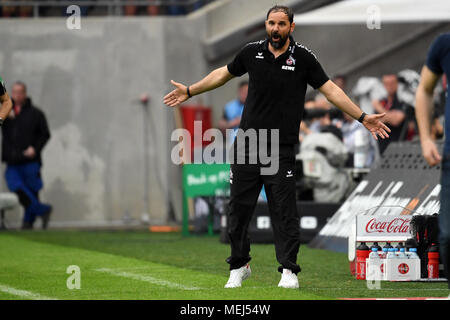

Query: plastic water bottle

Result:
[408,248,419,259]
[397,247,407,259]
[369,248,380,259]
[386,248,397,259]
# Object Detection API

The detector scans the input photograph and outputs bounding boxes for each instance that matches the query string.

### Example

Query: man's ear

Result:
[290,22,295,33]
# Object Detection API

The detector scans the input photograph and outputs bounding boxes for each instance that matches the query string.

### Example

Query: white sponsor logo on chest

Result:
[282,54,296,71]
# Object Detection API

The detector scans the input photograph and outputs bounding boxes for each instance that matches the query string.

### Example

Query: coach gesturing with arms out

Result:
[164,5,390,289]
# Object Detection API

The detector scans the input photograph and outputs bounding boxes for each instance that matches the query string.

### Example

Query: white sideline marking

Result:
[95,268,202,291]
[0,284,58,300]
[311,287,449,291]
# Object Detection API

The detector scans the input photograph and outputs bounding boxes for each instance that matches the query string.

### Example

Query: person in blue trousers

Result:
[1,81,51,230]
[415,33,450,293]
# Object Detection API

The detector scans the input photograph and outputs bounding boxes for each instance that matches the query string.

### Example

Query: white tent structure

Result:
[294,0,450,25]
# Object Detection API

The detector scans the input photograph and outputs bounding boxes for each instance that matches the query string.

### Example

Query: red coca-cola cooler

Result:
[179,105,212,163]
[348,214,421,281]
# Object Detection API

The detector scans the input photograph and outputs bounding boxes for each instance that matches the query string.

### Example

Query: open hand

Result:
[362,113,391,140]
[163,80,189,108]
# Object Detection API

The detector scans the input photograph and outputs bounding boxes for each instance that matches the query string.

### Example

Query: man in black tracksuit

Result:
[1,81,51,229]
[164,5,390,288]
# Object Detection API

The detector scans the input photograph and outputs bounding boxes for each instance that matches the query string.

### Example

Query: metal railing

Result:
[0,0,215,17]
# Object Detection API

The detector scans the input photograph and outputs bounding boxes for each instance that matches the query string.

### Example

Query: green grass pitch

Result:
[0,230,448,300]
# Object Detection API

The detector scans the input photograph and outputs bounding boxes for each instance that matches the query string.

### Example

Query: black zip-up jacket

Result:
[1,98,50,165]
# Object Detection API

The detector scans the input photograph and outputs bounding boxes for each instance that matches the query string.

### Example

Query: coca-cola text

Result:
[365,218,411,234]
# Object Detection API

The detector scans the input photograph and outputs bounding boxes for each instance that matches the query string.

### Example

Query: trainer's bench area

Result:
[0,192,19,230]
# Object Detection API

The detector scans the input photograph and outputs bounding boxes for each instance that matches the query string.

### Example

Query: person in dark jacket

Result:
[1,81,52,229]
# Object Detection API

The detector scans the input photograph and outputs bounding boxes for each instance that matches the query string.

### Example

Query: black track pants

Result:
[226,145,301,274]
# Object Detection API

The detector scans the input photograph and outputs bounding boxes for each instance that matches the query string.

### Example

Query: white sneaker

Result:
[224,264,251,288]
[278,269,299,289]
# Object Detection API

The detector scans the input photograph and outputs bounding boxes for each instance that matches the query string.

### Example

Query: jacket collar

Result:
[12,97,32,109]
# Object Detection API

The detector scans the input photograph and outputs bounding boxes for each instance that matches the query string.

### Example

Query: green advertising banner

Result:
[182,163,230,235]
[183,163,230,197]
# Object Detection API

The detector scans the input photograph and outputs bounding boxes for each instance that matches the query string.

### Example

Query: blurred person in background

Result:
[301,75,346,137]
[1,81,52,230]
[300,95,329,138]
[164,5,390,289]
[0,0,15,17]
[146,0,159,16]
[17,0,32,17]
[123,0,138,16]
[372,74,409,154]
[415,33,450,294]
[313,75,347,109]
[62,0,89,17]
[166,0,202,15]
[218,80,248,146]
[123,0,159,16]
[167,0,187,15]
[217,80,268,202]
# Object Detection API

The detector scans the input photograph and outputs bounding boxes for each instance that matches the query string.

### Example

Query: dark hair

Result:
[266,5,294,24]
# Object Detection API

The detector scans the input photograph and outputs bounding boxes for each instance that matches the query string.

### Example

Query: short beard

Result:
[268,31,289,49]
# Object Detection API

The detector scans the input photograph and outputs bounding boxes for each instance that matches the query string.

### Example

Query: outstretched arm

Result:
[163,66,235,108]
[415,65,442,166]
[319,80,390,140]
